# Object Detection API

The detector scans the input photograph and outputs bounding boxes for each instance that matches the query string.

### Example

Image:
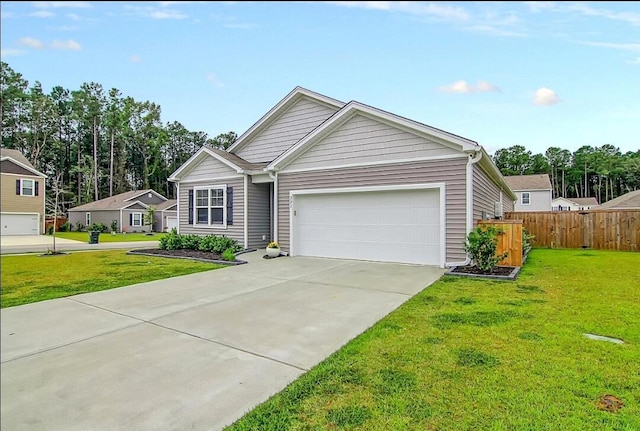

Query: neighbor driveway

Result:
[1,251,445,431]
[0,234,158,254]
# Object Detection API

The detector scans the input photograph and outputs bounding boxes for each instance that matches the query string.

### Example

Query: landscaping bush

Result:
[463,226,508,273]
[159,232,182,250]
[221,248,236,262]
[58,222,70,232]
[180,234,201,250]
[75,222,84,232]
[160,233,241,255]
[522,227,535,256]
[88,222,107,233]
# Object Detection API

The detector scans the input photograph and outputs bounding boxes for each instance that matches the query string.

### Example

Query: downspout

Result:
[119,209,123,234]
[243,174,249,250]
[457,150,483,266]
[268,170,278,241]
[175,182,180,234]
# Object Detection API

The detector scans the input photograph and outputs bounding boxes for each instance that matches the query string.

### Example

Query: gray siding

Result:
[235,98,339,163]
[183,155,238,182]
[277,158,468,263]
[247,182,271,248]
[133,192,166,206]
[503,194,514,212]
[122,209,152,233]
[514,190,552,211]
[285,114,460,171]
[472,165,502,223]
[68,210,124,232]
[178,178,244,245]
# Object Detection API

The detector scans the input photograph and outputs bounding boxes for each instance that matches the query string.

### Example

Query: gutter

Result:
[268,170,278,241]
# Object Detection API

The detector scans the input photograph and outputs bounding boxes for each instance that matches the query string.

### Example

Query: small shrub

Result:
[159,232,182,250]
[522,227,535,255]
[221,248,236,262]
[110,220,118,232]
[180,234,201,250]
[58,222,70,232]
[463,226,508,273]
[47,225,54,235]
[88,222,107,233]
[75,222,84,232]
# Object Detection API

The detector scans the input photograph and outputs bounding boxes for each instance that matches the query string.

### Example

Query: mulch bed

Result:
[449,265,516,276]
[128,248,246,265]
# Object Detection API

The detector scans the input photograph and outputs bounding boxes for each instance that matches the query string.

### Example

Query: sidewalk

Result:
[0,235,159,255]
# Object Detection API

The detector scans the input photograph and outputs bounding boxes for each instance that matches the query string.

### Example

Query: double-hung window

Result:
[521,192,530,205]
[16,179,38,196]
[132,212,143,227]
[195,186,226,226]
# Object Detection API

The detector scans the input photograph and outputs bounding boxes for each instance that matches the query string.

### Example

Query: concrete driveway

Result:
[1,251,445,431]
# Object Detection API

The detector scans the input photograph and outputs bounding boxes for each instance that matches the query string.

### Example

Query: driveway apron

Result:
[1,251,445,431]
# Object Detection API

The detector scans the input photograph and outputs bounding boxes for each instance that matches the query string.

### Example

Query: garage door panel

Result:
[1,213,40,235]
[292,188,441,266]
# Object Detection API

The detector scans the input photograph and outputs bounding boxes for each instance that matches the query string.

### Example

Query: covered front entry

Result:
[290,185,444,266]
[0,212,40,235]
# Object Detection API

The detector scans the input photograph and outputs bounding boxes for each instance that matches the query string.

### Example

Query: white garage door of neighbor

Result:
[1,213,40,235]
[166,216,178,231]
[292,188,442,265]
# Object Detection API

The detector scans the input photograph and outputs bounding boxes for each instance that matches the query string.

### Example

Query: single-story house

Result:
[168,86,517,267]
[503,174,552,211]
[68,189,174,233]
[597,190,640,210]
[552,196,599,211]
[1,148,47,235]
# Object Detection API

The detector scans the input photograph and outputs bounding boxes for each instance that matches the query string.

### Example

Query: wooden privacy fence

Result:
[477,220,523,267]
[504,210,639,252]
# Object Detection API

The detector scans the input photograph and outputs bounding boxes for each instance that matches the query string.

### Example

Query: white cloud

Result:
[581,41,640,52]
[569,3,640,27]
[51,39,81,50]
[439,80,501,94]
[18,37,45,49]
[206,73,225,88]
[523,2,558,13]
[29,10,55,17]
[32,1,91,8]
[0,48,28,57]
[325,1,470,21]
[533,87,560,106]
[149,9,188,19]
[130,54,142,63]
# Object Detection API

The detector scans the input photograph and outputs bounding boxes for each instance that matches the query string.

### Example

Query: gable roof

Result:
[503,174,552,192]
[571,197,599,206]
[267,100,481,171]
[155,199,177,211]
[227,86,345,155]
[0,148,47,178]
[69,189,165,211]
[168,145,268,181]
[598,190,640,209]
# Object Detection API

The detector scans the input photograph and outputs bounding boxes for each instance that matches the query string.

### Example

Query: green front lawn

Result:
[50,231,167,242]
[1,250,223,308]
[227,249,640,430]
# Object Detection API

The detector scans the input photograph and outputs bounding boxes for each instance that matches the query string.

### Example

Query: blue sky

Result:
[1,1,639,156]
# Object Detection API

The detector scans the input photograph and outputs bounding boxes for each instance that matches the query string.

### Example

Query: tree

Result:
[144,206,156,232]
[207,131,237,150]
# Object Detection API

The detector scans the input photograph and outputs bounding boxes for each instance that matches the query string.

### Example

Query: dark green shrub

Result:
[88,222,107,233]
[58,222,70,232]
[180,234,201,250]
[75,222,84,232]
[159,232,182,250]
[47,225,54,235]
[110,220,118,232]
[522,227,535,255]
[463,226,508,273]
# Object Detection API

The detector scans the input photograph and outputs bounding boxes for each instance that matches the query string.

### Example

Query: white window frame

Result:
[86,212,91,226]
[20,179,35,196]
[132,212,143,227]
[193,185,227,228]
[521,192,530,205]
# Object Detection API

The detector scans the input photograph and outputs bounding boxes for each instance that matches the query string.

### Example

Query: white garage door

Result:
[1,213,40,235]
[166,216,178,231]
[291,187,442,266]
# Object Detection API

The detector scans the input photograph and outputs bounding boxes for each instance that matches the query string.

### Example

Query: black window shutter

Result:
[188,189,194,224]
[16,179,20,195]
[35,181,39,196]
[129,213,133,225]
[227,186,233,225]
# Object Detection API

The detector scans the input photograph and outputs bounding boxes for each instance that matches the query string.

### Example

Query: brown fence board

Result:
[504,210,639,252]
[478,220,523,266]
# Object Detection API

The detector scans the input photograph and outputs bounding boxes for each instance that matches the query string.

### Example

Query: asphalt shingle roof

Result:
[504,174,552,191]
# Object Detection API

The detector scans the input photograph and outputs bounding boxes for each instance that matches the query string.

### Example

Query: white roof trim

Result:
[267,101,480,171]
[227,86,345,154]
[121,200,151,210]
[125,189,167,202]
[1,156,47,178]
[168,146,243,182]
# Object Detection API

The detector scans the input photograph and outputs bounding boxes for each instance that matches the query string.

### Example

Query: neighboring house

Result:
[169,86,517,267]
[504,174,552,212]
[155,199,178,232]
[598,190,640,210]
[552,197,599,211]
[68,189,170,233]
[1,148,47,235]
